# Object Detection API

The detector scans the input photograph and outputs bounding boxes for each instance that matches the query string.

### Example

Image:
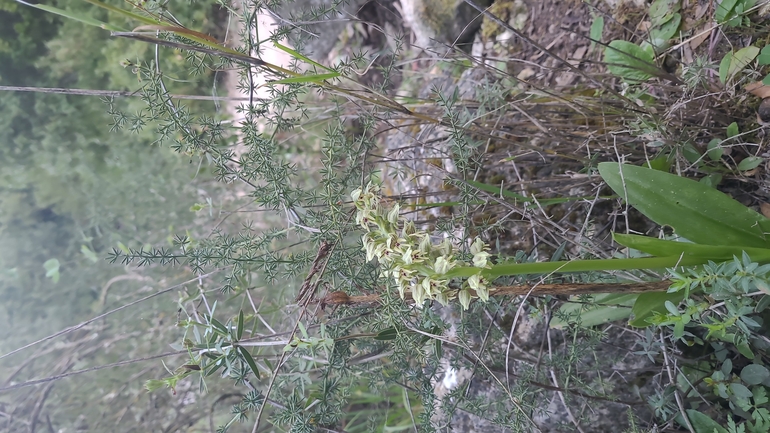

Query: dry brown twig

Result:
[295,241,333,304]
[319,280,672,309]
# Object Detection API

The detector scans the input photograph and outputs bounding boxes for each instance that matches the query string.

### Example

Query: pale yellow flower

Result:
[470,238,491,268]
[468,274,489,302]
[433,256,454,275]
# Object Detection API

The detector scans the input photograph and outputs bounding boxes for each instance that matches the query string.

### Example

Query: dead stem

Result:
[321,280,671,308]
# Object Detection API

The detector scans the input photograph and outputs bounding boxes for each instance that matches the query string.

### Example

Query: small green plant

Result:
[603,0,682,82]
[604,40,657,83]
[719,46,759,85]
[647,0,681,52]
[643,254,770,432]
[716,0,757,28]
[758,45,770,84]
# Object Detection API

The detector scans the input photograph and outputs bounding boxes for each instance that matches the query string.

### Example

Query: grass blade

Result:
[82,0,164,26]
[17,1,126,31]
[273,42,337,73]
[263,72,340,86]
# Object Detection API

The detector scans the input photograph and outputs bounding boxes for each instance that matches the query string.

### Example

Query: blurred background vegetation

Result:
[0,1,239,430]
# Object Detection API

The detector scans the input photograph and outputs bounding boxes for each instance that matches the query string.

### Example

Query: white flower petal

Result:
[434,257,449,275]
[387,203,400,225]
[402,246,414,265]
[458,289,472,310]
[468,274,481,290]
[413,282,426,305]
[435,291,449,306]
[351,188,362,202]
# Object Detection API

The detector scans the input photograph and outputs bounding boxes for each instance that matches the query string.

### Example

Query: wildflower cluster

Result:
[351,183,492,309]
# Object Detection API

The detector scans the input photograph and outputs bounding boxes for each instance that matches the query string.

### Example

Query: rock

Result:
[758,98,770,124]
[399,0,492,49]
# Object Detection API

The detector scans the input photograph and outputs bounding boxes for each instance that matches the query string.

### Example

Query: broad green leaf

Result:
[719,46,759,84]
[684,410,728,433]
[730,46,759,81]
[613,234,770,261]
[649,0,681,26]
[629,291,685,327]
[737,340,755,359]
[727,121,740,138]
[81,245,99,263]
[599,162,770,248]
[759,45,770,65]
[725,1,745,27]
[729,382,753,399]
[715,0,739,24]
[763,73,770,85]
[589,15,604,51]
[719,51,731,84]
[551,293,638,328]
[649,13,681,51]
[737,156,763,171]
[604,40,656,83]
[722,359,733,376]
[707,138,724,160]
[740,364,770,385]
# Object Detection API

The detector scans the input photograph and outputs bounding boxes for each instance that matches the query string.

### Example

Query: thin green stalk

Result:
[447,255,710,279]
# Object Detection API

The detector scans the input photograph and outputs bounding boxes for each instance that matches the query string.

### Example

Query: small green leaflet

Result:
[719,46,759,84]
[589,15,603,51]
[604,40,655,83]
[44,258,60,283]
[737,156,763,171]
[81,245,99,263]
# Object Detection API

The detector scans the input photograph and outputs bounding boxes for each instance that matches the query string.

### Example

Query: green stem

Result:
[446,256,709,279]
